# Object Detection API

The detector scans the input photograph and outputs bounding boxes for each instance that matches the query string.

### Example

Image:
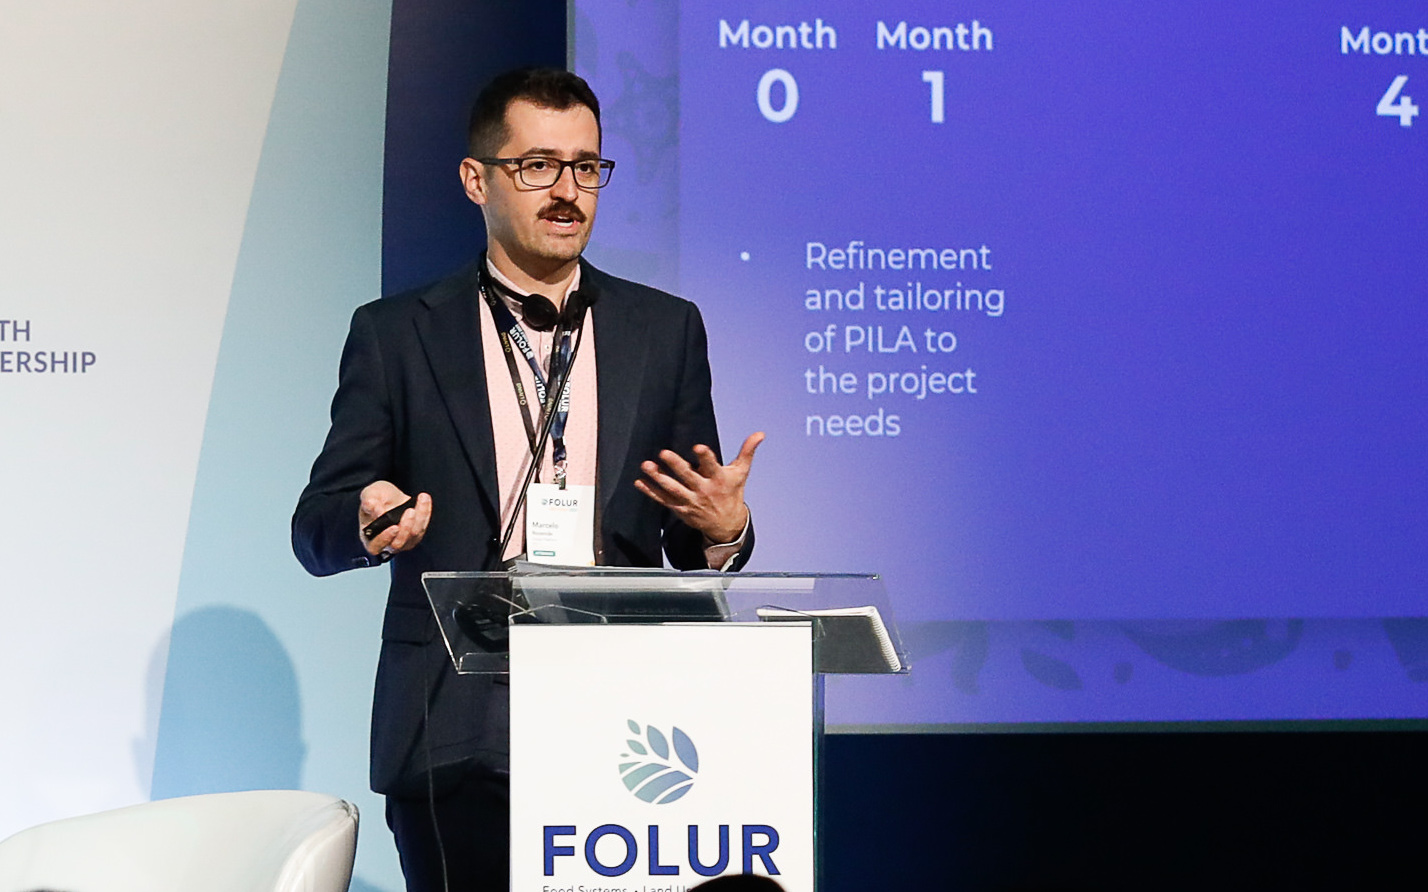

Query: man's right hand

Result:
[359,481,432,557]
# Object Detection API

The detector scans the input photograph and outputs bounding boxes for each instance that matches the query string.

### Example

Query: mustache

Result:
[539,201,586,223]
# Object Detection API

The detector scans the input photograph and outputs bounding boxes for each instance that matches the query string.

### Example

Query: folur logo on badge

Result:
[542,721,781,878]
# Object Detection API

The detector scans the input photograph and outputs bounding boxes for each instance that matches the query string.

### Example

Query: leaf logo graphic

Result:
[619,720,699,804]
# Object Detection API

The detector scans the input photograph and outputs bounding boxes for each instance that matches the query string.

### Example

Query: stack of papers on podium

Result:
[756,605,903,673]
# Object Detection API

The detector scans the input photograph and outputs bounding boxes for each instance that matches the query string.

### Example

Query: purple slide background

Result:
[577,0,1428,723]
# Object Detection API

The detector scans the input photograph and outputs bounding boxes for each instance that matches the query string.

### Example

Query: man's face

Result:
[462,99,601,279]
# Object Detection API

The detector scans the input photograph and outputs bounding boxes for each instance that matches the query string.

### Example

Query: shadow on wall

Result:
[143,606,307,799]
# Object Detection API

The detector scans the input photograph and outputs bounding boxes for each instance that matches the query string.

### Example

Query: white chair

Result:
[0,790,357,892]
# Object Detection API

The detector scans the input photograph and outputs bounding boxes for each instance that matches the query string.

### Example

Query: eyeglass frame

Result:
[477,155,617,190]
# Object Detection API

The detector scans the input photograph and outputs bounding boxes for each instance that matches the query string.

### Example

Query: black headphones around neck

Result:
[482,265,597,332]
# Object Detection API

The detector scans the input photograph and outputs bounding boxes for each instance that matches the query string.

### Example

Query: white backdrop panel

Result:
[0,0,296,839]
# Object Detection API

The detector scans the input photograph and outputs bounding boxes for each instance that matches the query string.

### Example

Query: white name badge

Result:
[524,483,595,566]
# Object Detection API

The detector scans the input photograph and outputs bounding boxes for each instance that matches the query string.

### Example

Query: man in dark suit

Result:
[292,68,762,891]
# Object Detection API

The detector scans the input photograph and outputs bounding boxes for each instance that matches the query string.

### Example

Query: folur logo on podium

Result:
[541,719,781,879]
[620,720,701,803]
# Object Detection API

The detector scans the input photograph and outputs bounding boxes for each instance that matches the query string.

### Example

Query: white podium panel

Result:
[510,622,815,892]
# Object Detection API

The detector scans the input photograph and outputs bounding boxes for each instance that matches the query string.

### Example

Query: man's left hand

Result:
[635,431,765,543]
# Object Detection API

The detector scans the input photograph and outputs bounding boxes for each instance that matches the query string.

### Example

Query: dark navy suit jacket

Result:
[292,260,753,796]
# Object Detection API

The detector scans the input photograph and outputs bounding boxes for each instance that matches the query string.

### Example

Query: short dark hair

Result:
[467,67,601,158]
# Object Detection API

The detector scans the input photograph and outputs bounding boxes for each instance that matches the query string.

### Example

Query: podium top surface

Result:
[422,568,905,676]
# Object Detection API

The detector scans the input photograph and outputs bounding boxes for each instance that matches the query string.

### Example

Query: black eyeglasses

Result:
[479,155,616,190]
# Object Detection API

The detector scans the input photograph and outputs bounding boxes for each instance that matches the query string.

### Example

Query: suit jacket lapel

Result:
[413,267,501,525]
[591,268,647,522]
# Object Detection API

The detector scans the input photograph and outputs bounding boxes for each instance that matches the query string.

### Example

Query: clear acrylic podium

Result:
[423,568,907,892]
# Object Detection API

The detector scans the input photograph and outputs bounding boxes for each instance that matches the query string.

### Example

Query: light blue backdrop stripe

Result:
[152,1,399,889]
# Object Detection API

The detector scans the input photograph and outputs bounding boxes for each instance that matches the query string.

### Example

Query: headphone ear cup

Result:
[517,293,560,331]
[559,285,598,328]
[558,294,584,329]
